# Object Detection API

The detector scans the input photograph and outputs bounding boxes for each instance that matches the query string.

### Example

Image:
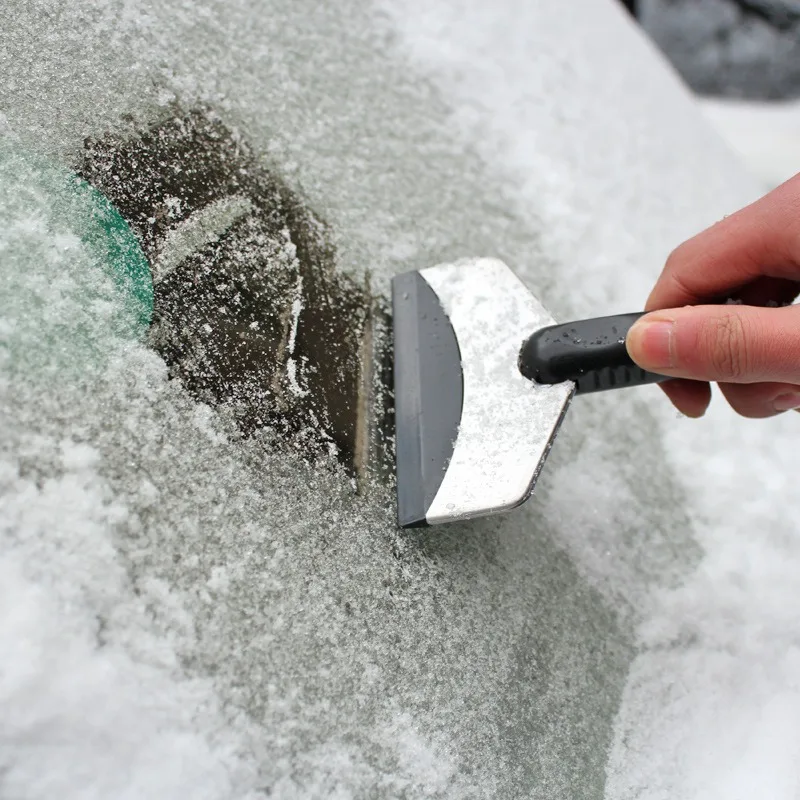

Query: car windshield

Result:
[1,2,798,798]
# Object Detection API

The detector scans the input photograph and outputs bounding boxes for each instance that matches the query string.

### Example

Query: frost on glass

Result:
[3,0,799,798]
[0,112,625,800]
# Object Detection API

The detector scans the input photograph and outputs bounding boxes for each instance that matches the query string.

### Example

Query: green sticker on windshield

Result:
[67,174,153,332]
[0,145,153,380]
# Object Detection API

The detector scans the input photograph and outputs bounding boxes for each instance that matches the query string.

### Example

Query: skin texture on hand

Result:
[626,171,800,418]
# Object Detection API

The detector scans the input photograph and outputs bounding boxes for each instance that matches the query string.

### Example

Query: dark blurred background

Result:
[622,0,800,100]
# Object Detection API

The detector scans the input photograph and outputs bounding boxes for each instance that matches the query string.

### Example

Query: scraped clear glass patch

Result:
[77,109,392,479]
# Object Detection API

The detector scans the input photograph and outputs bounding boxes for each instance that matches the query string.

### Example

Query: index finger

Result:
[646,172,800,312]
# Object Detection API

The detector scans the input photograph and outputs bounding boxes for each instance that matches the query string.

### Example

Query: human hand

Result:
[626,172,800,418]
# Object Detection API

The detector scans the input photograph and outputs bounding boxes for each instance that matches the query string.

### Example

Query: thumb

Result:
[626,304,800,384]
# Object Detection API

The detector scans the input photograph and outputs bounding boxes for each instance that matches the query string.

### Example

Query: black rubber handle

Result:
[518,312,667,394]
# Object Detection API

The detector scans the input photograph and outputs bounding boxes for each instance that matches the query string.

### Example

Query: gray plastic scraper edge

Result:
[391,257,575,528]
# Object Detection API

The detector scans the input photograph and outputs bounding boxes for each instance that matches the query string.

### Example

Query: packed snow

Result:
[2,0,799,798]
[699,97,800,187]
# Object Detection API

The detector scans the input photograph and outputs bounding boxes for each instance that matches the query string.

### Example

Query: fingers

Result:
[638,174,800,419]
[734,276,800,308]
[659,379,712,418]
[646,172,800,311]
[657,378,800,419]
[718,382,800,418]
[626,304,800,384]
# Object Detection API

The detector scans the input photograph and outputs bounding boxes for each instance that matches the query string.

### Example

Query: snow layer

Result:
[2,0,799,798]
[699,97,800,188]
[378,9,800,800]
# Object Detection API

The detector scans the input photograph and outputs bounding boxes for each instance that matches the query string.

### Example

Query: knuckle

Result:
[704,313,749,380]
[663,244,691,284]
[668,271,695,306]
[660,244,699,304]
[665,241,691,270]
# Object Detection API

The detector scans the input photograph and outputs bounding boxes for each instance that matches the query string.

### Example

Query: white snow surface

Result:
[378,5,800,798]
[2,0,800,798]
[699,97,800,188]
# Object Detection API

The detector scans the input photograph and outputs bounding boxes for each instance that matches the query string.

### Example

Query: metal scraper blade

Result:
[391,257,574,528]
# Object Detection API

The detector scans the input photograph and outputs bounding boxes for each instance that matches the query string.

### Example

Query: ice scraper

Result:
[391,257,666,528]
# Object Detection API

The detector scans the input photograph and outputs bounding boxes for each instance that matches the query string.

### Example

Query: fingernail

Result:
[626,316,675,371]
[773,393,800,412]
